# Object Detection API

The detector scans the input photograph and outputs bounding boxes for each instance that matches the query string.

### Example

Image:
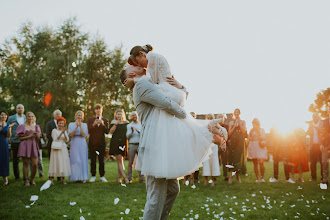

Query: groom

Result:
[120,65,223,219]
[120,65,186,220]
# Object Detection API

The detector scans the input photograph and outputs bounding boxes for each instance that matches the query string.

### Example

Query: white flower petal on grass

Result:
[191,185,196,189]
[322,196,325,200]
[30,195,38,201]
[205,204,209,207]
[125,208,130,214]
[294,216,299,219]
[80,217,85,220]
[291,205,296,208]
[226,195,229,198]
[30,201,36,206]
[88,213,91,216]
[320,183,328,190]
[259,191,263,194]
[220,212,224,216]
[114,198,120,205]
[210,198,213,202]
[63,215,68,217]
[72,62,77,67]
[120,212,124,214]
[40,180,51,191]
[246,199,249,202]
[229,208,233,211]
[281,201,285,203]
[280,204,283,207]
[134,199,137,201]
[194,214,199,219]
[261,205,265,208]
[232,212,236,214]
[235,202,238,205]
[25,206,30,208]
[70,202,77,206]
[240,214,244,217]
[305,205,310,207]
[232,196,237,199]
[224,202,228,205]
[252,194,256,197]
[80,208,82,213]
[185,180,189,186]
[208,180,213,183]
[266,199,270,204]
[141,210,144,212]
[121,183,127,187]
[190,210,193,213]
[253,207,257,210]
[201,207,205,209]
[310,213,315,215]
[206,208,210,211]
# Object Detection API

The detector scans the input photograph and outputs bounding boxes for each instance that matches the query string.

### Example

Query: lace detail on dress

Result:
[146,52,172,84]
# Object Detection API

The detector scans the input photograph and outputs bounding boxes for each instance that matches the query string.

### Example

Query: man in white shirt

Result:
[7,104,26,180]
[126,111,144,183]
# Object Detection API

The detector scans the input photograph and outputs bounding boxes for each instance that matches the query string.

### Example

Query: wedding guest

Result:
[269,127,293,183]
[109,109,129,184]
[16,112,41,186]
[216,113,229,181]
[320,105,330,186]
[48,117,70,184]
[46,109,62,181]
[69,110,89,183]
[7,104,26,180]
[0,111,14,186]
[202,114,220,186]
[289,129,309,182]
[87,104,109,183]
[247,118,267,183]
[126,111,144,183]
[29,119,44,178]
[307,113,323,181]
[228,108,246,184]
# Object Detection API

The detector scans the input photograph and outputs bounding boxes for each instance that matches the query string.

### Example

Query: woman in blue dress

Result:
[68,110,89,183]
[0,111,14,186]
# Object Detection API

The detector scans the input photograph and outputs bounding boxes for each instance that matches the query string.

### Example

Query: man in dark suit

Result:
[307,113,323,181]
[321,105,330,185]
[88,104,109,182]
[7,104,26,180]
[46,109,62,181]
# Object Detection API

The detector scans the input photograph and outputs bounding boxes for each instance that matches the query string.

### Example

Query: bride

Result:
[125,44,227,179]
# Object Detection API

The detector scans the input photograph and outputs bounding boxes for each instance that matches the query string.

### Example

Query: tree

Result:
[309,87,330,118]
[0,18,133,129]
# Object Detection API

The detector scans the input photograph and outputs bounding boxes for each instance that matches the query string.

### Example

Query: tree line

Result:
[0,18,133,130]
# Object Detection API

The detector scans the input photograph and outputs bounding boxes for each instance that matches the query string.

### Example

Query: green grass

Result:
[0,159,329,220]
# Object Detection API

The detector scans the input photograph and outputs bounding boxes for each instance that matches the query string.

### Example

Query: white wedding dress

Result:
[136,52,216,179]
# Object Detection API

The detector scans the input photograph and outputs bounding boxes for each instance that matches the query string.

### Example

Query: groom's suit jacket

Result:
[132,76,186,171]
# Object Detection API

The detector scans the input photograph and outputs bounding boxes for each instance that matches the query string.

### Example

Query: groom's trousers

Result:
[143,176,180,220]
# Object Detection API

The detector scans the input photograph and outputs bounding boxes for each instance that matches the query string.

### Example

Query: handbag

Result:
[51,141,63,150]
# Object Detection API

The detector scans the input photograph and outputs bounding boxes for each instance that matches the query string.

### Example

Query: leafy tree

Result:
[309,87,330,118]
[0,18,133,129]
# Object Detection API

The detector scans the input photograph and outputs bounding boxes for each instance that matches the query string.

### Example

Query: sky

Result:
[1,0,329,133]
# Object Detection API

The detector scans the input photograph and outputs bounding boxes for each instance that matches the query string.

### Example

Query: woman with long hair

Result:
[109,109,129,184]
[16,112,41,186]
[247,118,267,183]
[228,108,246,184]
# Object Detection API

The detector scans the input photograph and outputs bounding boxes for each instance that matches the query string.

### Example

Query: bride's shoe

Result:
[117,177,122,183]
[124,178,130,184]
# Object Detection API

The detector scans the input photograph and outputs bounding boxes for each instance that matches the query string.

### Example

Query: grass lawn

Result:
[0,159,329,220]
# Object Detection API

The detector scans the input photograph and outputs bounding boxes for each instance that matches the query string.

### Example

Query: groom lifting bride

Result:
[120,44,227,220]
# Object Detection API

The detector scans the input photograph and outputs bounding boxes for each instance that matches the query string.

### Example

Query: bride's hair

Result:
[130,44,153,58]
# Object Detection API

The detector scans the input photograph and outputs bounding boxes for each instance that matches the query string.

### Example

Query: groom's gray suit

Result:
[133,76,186,220]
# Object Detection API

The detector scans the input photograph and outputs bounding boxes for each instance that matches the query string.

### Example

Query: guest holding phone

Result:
[110,109,129,184]
[87,104,109,183]
[16,112,41,186]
